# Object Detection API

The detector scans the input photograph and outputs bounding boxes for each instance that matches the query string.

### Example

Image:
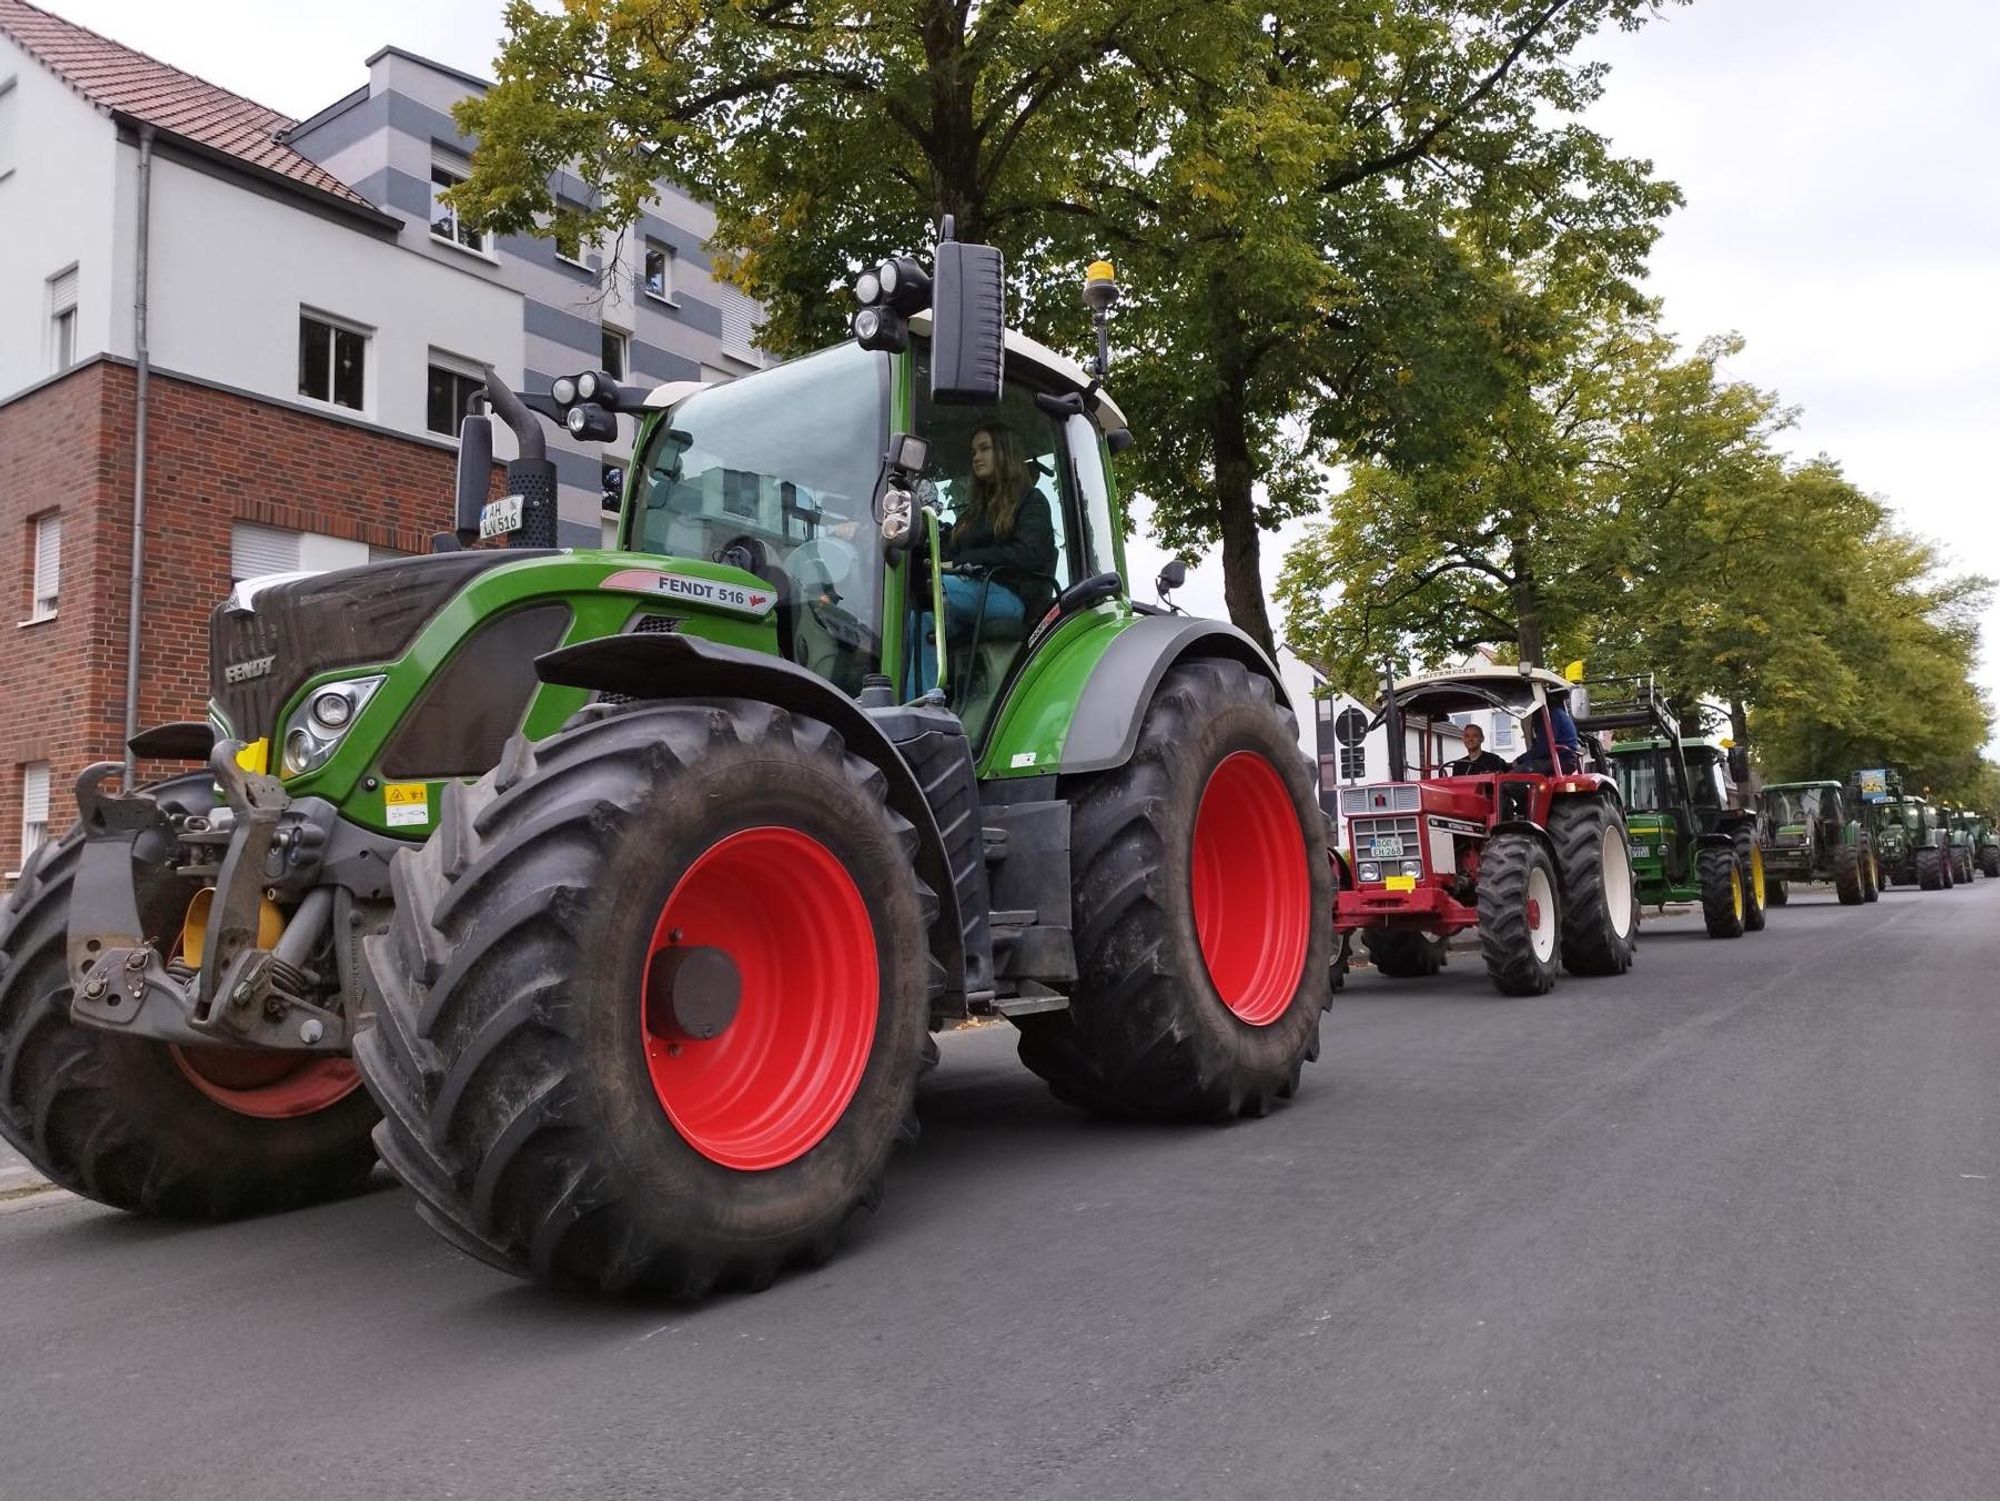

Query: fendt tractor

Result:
[1860,771,1955,890]
[1585,678,1773,938]
[1331,666,1639,997]
[0,231,1337,1298]
[1943,807,1984,883]
[1957,809,2000,878]
[1756,780,1880,906]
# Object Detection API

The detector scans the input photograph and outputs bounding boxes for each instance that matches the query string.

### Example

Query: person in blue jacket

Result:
[1515,691,1582,774]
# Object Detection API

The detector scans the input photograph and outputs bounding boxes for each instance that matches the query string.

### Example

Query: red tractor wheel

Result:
[1476,832,1561,995]
[1015,658,1332,1120]
[355,703,935,1298]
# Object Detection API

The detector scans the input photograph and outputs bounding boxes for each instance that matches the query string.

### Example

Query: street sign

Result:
[1334,707,1369,747]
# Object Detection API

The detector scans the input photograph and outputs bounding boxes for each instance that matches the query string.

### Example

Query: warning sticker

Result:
[383,783,430,828]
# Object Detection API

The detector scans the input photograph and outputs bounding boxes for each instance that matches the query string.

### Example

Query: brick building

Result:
[0,0,766,879]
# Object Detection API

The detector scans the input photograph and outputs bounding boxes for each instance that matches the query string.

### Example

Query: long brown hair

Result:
[969,423,1030,537]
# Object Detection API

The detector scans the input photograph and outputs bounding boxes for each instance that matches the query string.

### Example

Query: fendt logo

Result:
[224,654,277,684]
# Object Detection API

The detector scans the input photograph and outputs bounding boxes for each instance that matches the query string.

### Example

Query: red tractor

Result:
[1332,667,1639,995]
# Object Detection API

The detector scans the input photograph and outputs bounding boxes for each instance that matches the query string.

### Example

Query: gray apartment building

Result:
[286,46,768,544]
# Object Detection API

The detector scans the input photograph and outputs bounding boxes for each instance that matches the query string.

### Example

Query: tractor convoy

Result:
[0,227,1985,1300]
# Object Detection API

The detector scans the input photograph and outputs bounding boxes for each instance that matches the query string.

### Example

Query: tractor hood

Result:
[209,550,556,742]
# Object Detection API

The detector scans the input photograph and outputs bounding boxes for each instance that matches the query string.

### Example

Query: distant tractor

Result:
[1757,780,1880,905]
[1860,774,1955,891]
[1963,811,2000,878]
[1943,808,1984,883]
[1331,666,1638,997]
[1586,680,1768,939]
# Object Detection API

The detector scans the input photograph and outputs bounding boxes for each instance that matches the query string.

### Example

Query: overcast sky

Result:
[42,0,2000,749]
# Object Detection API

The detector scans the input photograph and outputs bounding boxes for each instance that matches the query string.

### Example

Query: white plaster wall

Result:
[142,153,525,448]
[0,40,123,400]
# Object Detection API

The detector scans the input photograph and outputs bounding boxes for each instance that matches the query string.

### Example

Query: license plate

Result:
[1369,836,1404,859]
[479,493,524,539]
[1384,874,1417,892]
[1629,841,1650,858]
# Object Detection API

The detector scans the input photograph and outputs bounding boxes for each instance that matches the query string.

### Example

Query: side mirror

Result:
[929,225,1005,406]
[1156,559,1186,597]
[454,410,493,545]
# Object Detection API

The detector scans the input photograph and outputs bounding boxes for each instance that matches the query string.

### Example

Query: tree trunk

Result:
[1208,299,1277,655]
[1509,534,1543,667]
[1729,697,1750,747]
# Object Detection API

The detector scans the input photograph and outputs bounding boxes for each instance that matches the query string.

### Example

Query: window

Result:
[299,311,366,411]
[20,762,49,868]
[601,462,624,513]
[0,77,16,181]
[28,512,59,622]
[230,522,371,582]
[642,240,673,301]
[429,154,487,255]
[601,327,627,381]
[554,218,588,269]
[48,266,77,372]
[716,282,762,361]
[426,358,485,436]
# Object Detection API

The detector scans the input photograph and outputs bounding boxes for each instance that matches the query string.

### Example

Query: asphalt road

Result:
[4,878,1998,1500]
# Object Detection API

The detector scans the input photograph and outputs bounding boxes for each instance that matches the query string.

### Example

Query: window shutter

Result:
[31,513,59,616]
[21,762,50,863]
[230,522,301,581]
[48,266,78,314]
[716,283,762,358]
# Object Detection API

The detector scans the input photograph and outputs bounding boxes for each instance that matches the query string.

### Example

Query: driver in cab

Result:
[1447,722,1508,776]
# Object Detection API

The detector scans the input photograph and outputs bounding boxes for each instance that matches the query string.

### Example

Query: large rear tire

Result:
[1549,797,1638,976]
[1014,659,1331,1121]
[0,815,377,1219]
[1982,848,2000,879]
[1698,846,1747,938]
[1476,832,1560,996]
[1833,840,1865,905]
[354,703,935,1298]
[1361,928,1446,979]
[1732,828,1768,931]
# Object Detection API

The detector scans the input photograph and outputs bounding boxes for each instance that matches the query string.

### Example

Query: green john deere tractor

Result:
[0,234,1334,1297]
[1756,780,1880,906]
[1858,772,1955,891]
[1581,679,1768,938]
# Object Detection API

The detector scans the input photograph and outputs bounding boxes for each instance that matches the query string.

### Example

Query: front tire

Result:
[1015,659,1331,1121]
[1767,878,1789,906]
[1698,846,1747,938]
[1833,840,1865,905]
[354,703,934,1298]
[1477,832,1560,996]
[0,821,377,1219]
[1732,828,1768,931]
[1549,797,1638,976]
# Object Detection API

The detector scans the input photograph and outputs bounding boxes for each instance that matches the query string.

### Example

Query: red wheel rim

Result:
[1190,751,1312,1026]
[171,1047,362,1120]
[642,827,877,1170]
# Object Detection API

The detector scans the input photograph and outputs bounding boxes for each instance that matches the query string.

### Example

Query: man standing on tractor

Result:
[1515,690,1583,774]
[1447,722,1508,776]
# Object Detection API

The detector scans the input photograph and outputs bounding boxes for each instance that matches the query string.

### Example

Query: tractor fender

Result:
[1057,615,1289,775]
[1692,830,1737,852]
[127,721,217,762]
[1488,817,1558,860]
[535,632,968,1008]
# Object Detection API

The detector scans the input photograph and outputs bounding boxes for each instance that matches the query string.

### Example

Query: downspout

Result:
[122,123,154,785]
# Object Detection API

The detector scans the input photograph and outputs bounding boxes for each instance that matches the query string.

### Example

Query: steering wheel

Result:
[789,536,861,597]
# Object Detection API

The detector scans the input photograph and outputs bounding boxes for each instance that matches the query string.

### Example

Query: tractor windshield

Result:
[1613,749,1672,812]
[630,343,889,693]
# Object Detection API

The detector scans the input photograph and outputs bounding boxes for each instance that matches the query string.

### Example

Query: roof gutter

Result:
[122,121,154,784]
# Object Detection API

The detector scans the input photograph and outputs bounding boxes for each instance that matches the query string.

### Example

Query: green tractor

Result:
[1856,770,1955,890]
[1961,810,2000,878]
[0,236,1335,1297]
[1581,679,1768,938]
[1755,780,1880,906]
[1943,807,1987,882]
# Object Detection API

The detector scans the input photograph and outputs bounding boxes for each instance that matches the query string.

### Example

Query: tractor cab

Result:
[1757,779,1878,905]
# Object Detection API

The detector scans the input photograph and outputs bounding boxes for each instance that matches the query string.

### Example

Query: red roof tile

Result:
[0,0,375,210]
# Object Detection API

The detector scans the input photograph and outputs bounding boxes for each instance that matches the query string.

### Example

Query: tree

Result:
[454,0,1682,652]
